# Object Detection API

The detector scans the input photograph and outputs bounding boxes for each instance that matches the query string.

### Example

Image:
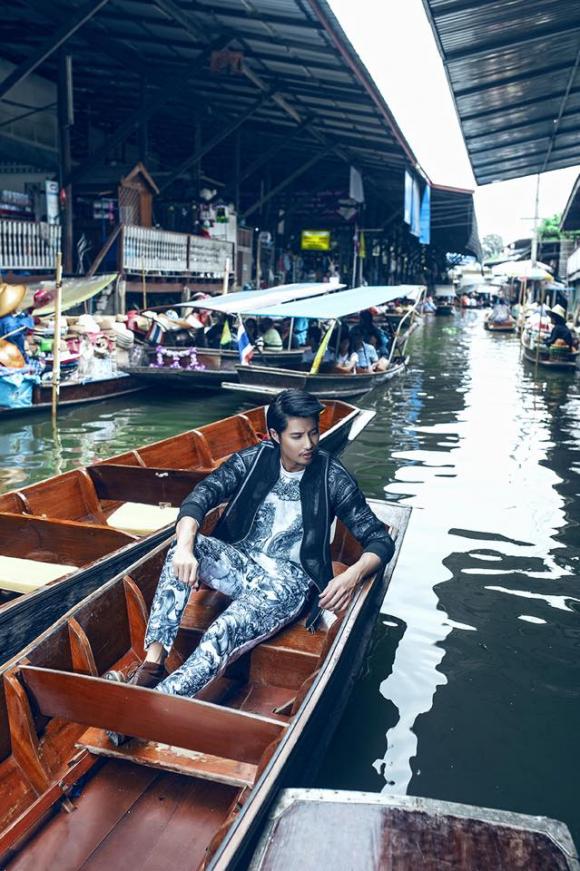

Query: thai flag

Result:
[237,317,254,365]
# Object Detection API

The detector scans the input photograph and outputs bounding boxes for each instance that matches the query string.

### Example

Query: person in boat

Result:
[301,325,335,366]
[489,300,512,324]
[279,317,300,349]
[335,330,355,372]
[348,327,387,372]
[259,317,283,350]
[0,284,34,361]
[359,310,390,357]
[118,389,395,699]
[545,305,576,350]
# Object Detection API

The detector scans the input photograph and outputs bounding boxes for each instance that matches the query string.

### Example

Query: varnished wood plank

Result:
[3,671,49,796]
[78,727,257,787]
[87,464,207,507]
[68,618,98,676]
[21,667,286,765]
[123,576,148,659]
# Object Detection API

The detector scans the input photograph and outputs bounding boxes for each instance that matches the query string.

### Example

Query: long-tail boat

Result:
[0,372,145,419]
[0,499,410,871]
[0,401,372,663]
[223,285,422,401]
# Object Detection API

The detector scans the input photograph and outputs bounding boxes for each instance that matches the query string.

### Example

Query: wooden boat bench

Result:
[18,666,286,789]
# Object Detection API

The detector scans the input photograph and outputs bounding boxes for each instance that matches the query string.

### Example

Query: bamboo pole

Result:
[51,252,63,419]
[223,256,230,294]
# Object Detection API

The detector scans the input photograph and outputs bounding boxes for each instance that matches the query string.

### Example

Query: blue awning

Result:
[176,282,345,315]
[247,285,424,319]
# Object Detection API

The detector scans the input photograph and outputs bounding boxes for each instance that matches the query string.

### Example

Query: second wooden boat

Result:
[223,357,408,400]
[0,400,370,663]
[0,373,145,418]
[0,500,410,871]
[521,334,580,371]
[484,317,516,333]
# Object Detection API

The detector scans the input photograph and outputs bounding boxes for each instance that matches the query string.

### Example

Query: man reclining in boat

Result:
[113,389,394,700]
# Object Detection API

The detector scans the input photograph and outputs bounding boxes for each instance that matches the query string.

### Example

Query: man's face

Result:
[270,415,320,470]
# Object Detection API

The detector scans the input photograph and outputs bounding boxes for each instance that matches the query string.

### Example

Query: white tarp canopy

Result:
[246,285,425,320]
[174,282,345,316]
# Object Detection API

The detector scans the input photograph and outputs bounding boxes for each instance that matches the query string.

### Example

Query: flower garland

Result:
[151,345,206,371]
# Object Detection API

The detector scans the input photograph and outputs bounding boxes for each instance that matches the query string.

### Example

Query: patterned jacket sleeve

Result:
[328,458,395,566]
[177,451,248,525]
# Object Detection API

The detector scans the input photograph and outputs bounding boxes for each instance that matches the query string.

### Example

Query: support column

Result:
[58,53,74,274]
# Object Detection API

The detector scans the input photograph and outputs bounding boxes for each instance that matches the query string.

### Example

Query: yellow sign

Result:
[301,230,331,252]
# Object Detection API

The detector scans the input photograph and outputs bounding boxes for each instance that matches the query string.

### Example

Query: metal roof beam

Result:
[473,141,580,170]
[446,23,580,62]
[159,93,271,194]
[243,144,337,218]
[460,86,580,121]
[189,2,325,33]
[463,110,580,140]
[453,61,574,98]
[0,0,111,101]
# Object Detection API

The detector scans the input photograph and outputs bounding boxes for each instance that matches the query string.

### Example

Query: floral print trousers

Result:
[145,535,312,698]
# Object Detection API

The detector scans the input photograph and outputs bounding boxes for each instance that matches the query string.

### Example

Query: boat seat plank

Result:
[88,464,206,508]
[77,728,258,787]
[0,556,76,593]
[16,469,107,524]
[19,667,286,765]
[106,502,179,536]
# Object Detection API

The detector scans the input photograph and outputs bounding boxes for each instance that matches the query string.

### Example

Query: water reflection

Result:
[320,311,580,843]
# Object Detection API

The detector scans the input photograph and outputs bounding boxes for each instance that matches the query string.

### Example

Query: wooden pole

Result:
[223,257,230,294]
[51,252,63,419]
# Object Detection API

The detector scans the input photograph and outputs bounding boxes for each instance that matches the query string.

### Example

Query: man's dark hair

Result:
[267,389,325,435]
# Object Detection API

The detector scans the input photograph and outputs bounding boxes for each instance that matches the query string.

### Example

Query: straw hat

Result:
[551,304,566,320]
[0,283,26,318]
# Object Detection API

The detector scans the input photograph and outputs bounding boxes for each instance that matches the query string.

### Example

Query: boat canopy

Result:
[434,284,457,298]
[246,285,425,320]
[23,274,118,316]
[174,282,345,315]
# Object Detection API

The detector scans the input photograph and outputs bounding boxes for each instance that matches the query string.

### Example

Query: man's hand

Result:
[172,545,199,587]
[318,567,360,613]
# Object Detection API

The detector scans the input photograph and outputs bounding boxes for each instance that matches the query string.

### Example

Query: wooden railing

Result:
[0,221,61,271]
[121,225,232,277]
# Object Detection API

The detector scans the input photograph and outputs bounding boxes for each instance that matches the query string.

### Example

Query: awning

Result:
[23,274,117,316]
[181,282,345,315]
[247,285,425,319]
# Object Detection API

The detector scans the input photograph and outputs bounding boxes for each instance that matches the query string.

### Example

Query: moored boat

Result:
[0,372,145,417]
[0,500,410,870]
[0,400,371,662]
[248,789,579,871]
[434,284,456,316]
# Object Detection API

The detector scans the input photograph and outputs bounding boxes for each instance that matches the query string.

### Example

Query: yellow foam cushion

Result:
[0,556,76,593]
[106,502,179,536]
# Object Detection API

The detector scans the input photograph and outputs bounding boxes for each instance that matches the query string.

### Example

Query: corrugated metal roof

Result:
[422,0,580,184]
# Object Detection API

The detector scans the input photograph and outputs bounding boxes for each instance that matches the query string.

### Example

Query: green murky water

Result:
[2,309,579,841]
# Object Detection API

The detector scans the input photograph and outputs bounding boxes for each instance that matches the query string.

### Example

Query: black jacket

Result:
[177,440,395,629]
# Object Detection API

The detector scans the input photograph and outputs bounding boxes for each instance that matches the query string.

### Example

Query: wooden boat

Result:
[434,285,456,316]
[249,789,579,871]
[484,317,516,333]
[0,401,369,663]
[0,499,410,871]
[223,357,408,400]
[521,335,580,371]
[0,373,145,418]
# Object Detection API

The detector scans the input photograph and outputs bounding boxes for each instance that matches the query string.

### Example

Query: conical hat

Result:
[0,283,26,318]
[551,304,567,320]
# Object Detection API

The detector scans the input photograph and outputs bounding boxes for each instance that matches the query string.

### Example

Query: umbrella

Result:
[491,260,553,281]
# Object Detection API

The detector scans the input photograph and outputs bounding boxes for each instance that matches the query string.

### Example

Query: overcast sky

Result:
[328,0,580,245]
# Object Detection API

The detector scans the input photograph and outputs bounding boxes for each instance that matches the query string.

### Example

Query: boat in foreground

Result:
[249,789,579,871]
[0,400,367,663]
[0,501,410,871]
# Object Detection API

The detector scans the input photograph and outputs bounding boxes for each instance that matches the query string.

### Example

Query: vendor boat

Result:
[0,371,144,417]
[0,500,410,871]
[521,333,580,371]
[0,400,372,663]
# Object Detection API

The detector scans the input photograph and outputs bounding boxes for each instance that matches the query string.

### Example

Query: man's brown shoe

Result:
[128,661,168,689]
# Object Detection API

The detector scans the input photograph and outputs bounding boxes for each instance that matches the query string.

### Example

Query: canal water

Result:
[1,310,579,842]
